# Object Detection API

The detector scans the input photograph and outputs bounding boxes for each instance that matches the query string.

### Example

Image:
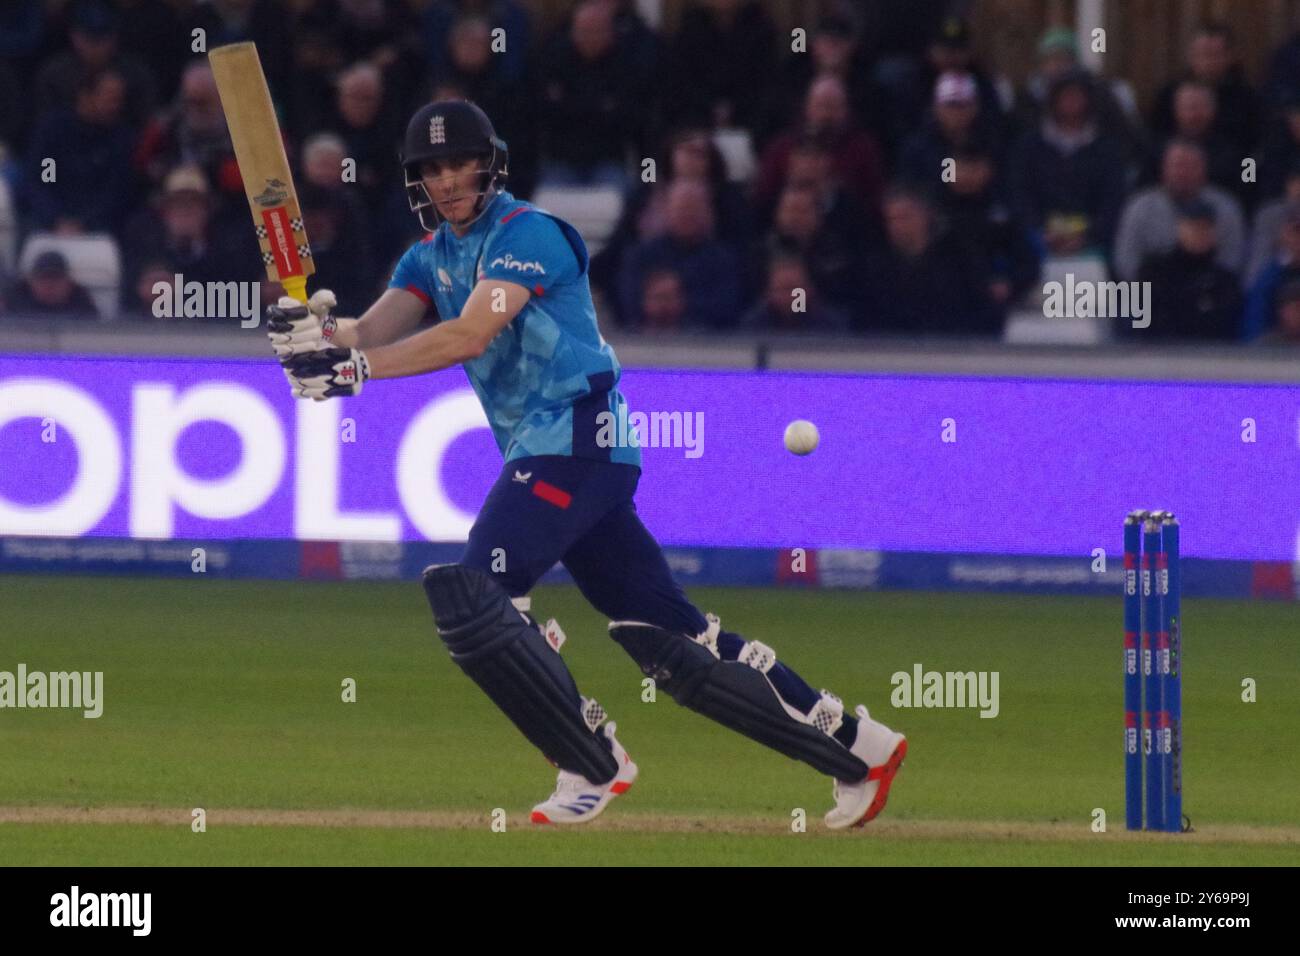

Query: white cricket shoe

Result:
[529,722,638,825]
[824,705,908,829]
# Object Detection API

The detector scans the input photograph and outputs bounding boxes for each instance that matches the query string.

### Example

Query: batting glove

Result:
[282,347,370,400]
[266,290,339,359]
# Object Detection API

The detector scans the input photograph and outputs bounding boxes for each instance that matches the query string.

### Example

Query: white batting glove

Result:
[266,290,340,359]
[282,347,370,400]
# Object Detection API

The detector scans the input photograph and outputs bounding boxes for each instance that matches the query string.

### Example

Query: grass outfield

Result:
[1,575,1297,866]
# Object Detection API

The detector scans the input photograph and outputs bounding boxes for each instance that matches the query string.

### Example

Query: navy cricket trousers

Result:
[460,455,829,721]
[460,455,708,636]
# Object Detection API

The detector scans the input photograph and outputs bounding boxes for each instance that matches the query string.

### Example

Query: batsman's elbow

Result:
[458,321,504,360]
[459,334,491,361]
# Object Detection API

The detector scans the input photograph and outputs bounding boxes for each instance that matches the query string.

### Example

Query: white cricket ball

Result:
[783,419,820,456]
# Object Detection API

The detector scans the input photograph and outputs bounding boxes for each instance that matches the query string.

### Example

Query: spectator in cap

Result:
[909,17,1006,143]
[1150,22,1261,159]
[1245,162,1300,285]
[862,4,982,157]
[34,0,157,128]
[3,250,99,318]
[1244,201,1300,340]
[1135,199,1242,340]
[121,164,255,302]
[1012,26,1143,164]
[22,67,139,234]
[1113,138,1245,281]
[1007,69,1129,258]
[928,16,974,72]
[900,71,1004,185]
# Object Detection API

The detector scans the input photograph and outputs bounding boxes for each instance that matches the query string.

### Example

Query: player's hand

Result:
[266,290,339,358]
[282,347,370,400]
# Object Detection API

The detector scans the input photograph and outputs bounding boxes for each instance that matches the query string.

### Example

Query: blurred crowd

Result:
[3,0,1300,344]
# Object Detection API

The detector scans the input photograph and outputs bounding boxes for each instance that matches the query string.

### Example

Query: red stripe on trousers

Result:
[532,480,572,509]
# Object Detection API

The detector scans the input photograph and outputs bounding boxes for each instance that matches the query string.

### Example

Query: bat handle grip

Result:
[282,276,308,304]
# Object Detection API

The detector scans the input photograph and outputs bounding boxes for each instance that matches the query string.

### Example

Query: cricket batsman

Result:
[268,101,906,827]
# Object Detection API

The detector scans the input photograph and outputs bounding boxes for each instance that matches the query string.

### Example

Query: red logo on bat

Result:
[261,207,302,277]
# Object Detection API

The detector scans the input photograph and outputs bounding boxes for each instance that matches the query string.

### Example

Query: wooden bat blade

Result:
[208,41,313,297]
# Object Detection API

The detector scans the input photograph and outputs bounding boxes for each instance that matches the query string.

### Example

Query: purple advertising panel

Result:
[1,355,1297,560]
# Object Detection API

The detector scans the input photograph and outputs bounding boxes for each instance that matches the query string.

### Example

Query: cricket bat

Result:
[208,41,313,303]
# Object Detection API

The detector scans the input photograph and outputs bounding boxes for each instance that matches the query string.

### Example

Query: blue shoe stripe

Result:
[552,791,610,815]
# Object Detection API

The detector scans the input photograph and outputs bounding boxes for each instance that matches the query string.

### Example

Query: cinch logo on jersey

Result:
[0,664,103,718]
[489,253,545,274]
[50,886,151,936]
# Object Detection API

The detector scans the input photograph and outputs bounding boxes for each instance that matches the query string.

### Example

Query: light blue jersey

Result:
[390,191,639,466]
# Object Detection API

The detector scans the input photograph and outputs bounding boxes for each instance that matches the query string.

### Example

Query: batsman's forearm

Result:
[345,289,429,349]
[331,318,361,349]
[347,314,409,350]
[365,319,487,379]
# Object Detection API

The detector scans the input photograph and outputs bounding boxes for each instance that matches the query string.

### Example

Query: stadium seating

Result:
[530,185,624,256]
